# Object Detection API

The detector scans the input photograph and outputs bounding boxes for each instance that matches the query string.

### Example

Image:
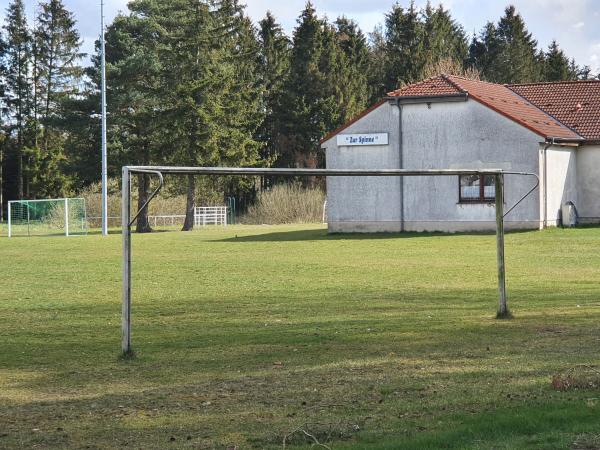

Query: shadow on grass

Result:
[86,228,175,236]
[218,227,538,243]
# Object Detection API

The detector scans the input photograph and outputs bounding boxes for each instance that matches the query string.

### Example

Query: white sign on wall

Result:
[337,133,389,147]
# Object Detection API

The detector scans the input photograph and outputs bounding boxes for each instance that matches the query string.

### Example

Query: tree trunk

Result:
[17,152,24,199]
[135,173,153,233]
[182,174,195,231]
[0,146,3,221]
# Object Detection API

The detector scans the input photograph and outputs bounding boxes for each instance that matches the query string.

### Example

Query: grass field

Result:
[1,224,600,449]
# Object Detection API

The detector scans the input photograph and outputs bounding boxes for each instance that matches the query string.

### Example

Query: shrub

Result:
[78,178,231,228]
[241,183,325,225]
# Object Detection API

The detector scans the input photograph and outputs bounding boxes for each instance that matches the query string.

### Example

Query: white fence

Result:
[149,215,185,227]
[194,206,228,226]
[87,215,185,228]
[88,211,226,229]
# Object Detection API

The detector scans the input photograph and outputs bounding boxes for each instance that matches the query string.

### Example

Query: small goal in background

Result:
[194,206,228,227]
[8,198,88,238]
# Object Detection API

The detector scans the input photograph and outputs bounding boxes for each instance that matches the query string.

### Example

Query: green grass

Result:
[1,224,599,449]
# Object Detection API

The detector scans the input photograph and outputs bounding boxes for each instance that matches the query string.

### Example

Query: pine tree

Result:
[422,3,468,72]
[211,2,264,203]
[256,12,290,169]
[495,6,540,83]
[469,22,502,81]
[334,17,369,121]
[478,6,541,83]
[367,25,388,102]
[34,0,84,137]
[544,40,577,81]
[281,2,348,169]
[30,0,84,198]
[100,3,168,232]
[281,2,325,168]
[0,32,6,106]
[0,31,6,218]
[384,2,423,91]
[3,0,32,199]
[318,19,348,131]
[152,0,263,230]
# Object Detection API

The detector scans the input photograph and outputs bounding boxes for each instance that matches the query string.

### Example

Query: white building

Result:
[321,75,600,232]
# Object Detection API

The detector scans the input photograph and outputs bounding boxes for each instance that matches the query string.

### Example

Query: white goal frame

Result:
[120,166,539,355]
[8,197,87,238]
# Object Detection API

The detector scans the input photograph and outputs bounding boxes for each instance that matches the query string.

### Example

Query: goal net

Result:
[8,198,88,237]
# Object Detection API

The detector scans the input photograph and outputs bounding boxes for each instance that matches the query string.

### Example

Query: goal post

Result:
[8,198,87,238]
[120,166,539,356]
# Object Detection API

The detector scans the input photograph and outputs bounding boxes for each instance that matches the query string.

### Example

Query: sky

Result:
[0,0,598,75]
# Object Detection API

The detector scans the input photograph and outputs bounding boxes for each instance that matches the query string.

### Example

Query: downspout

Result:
[542,139,553,229]
[395,98,404,232]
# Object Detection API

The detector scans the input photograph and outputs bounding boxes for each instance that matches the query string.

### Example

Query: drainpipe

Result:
[542,139,553,229]
[395,99,404,232]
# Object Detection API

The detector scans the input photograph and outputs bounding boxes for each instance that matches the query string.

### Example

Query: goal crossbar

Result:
[121,166,539,355]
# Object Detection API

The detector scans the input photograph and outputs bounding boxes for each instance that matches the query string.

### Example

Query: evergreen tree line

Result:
[0,0,596,226]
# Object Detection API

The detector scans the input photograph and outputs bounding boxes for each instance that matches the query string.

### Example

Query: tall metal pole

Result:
[122,167,132,355]
[7,201,11,238]
[101,0,108,236]
[495,174,509,318]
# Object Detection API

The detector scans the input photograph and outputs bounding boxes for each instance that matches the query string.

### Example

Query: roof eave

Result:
[320,93,469,145]
[545,136,589,145]
[384,93,468,104]
[320,99,387,145]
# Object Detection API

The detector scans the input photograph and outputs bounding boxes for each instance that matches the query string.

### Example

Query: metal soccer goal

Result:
[8,198,88,238]
[120,166,539,355]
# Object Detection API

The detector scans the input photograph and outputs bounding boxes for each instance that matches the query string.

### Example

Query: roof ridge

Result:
[508,79,600,87]
[440,73,468,93]
[444,74,499,87]
[387,74,448,96]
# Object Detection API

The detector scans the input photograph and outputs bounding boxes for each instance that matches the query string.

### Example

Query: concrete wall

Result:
[323,98,542,233]
[542,145,577,226]
[324,102,403,232]
[576,145,600,223]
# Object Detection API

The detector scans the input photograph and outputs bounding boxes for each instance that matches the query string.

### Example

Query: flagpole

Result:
[101,0,108,236]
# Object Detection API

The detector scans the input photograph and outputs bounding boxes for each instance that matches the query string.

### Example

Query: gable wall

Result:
[323,98,543,232]
[402,99,541,231]
[324,102,403,231]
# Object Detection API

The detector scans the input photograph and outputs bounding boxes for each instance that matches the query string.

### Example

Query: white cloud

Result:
[589,42,600,72]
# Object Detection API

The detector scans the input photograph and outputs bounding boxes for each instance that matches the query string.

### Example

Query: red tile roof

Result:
[389,75,581,140]
[322,74,592,144]
[387,75,463,97]
[446,75,582,141]
[508,80,600,140]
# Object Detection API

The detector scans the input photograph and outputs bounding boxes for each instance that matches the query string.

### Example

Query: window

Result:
[459,175,495,203]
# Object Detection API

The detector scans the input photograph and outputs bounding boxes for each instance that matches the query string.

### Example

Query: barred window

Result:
[459,175,495,203]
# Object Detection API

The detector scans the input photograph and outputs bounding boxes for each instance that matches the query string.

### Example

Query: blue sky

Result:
[1,0,599,74]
